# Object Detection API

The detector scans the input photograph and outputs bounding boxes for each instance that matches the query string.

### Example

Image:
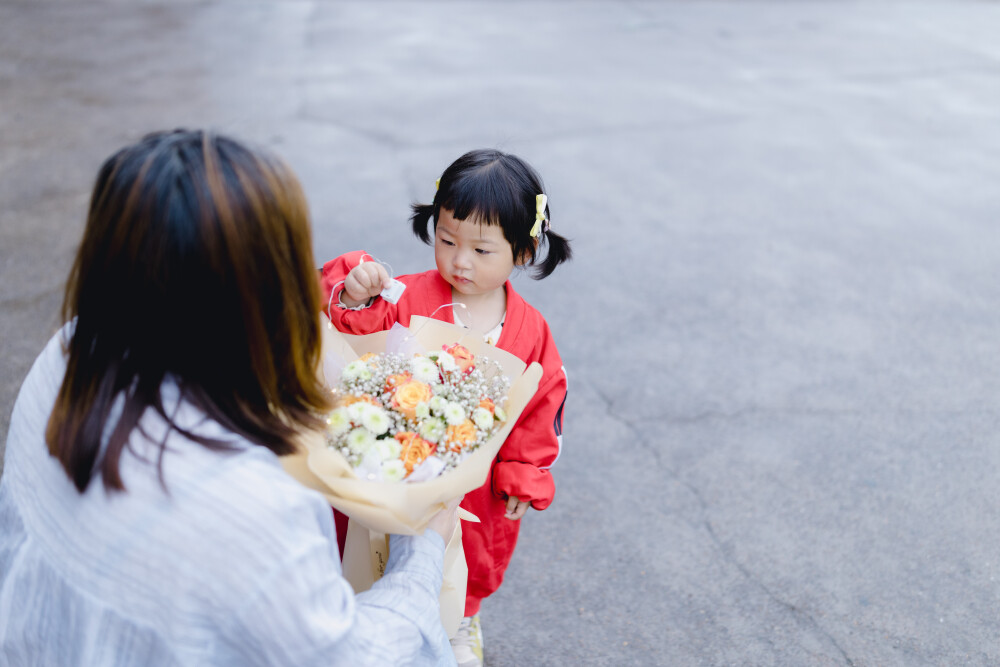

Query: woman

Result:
[0,130,458,666]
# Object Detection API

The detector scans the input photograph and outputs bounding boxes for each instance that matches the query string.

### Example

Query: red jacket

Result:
[320,251,567,613]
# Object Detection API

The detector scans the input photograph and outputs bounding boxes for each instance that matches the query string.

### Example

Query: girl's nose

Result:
[453,249,472,269]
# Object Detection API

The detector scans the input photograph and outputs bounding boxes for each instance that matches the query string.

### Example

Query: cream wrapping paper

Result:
[282,315,542,637]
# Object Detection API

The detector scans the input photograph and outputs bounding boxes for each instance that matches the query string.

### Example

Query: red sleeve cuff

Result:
[492,461,555,510]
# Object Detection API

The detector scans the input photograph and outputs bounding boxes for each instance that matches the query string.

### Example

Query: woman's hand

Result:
[426,496,463,543]
[342,261,390,308]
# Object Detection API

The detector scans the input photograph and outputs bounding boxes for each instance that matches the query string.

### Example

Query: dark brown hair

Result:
[47,129,332,492]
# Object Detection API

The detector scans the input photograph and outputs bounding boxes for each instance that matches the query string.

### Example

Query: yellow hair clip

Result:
[530,193,548,238]
[435,178,440,191]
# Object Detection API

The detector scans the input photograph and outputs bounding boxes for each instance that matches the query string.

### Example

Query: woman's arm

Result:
[221,530,453,666]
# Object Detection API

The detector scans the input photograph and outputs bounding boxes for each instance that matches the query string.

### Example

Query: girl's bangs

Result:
[442,174,515,229]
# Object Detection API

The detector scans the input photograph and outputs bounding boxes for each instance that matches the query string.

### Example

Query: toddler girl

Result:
[319,149,571,667]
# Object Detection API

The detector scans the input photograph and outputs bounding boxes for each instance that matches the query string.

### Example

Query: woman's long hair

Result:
[46,129,332,493]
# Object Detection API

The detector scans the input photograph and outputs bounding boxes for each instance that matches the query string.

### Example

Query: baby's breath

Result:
[324,345,509,483]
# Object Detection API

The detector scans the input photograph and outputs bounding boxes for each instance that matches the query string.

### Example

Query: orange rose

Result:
[360,352,378,363]
[340,393,380,408]
[396,431,434,473]
[477,397,495,415]
[444,343,475,375]
[444,419,478,453]
[391,379,433,420]
[384,372,412,394]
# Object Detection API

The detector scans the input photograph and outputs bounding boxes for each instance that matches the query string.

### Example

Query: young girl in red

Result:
[319,149,571,667]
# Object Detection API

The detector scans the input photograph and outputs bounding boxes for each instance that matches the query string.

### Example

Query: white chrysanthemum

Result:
[360,406,391,435]
[326,408,352,437]
[437,352,457,372]
[346,402,367,423]
[419,418,446,443]
[346,427,376,456]
[414,402,431,419]
[442,402,466,426]
[343,360,372,382]
[428,396,448,415]
[381,459,407,482]
[410,357,439,384]
[472,407,494,431]
[373,436,402,462]
[494,406,507,422]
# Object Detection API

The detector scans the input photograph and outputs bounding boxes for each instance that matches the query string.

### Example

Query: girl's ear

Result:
[515,239,538,265]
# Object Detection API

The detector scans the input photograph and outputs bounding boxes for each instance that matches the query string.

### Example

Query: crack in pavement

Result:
[589,379,856,664]
[700,510,857,666]
[591,383,666,469]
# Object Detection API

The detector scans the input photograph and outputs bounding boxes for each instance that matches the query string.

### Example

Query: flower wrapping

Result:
[282,315,542,636]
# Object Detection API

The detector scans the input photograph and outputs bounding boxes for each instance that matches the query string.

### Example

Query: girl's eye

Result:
[440,238,455,247]
[475,249,490,255]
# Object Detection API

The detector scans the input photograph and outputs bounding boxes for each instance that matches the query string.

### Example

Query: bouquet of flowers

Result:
[326,343,511,485]
[282,315,541,636]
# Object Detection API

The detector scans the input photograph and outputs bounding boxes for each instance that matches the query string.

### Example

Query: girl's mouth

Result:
[453,275,472,285]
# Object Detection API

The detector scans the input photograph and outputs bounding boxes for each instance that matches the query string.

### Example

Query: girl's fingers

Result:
[363,263,388,294]
[347,262,390,300]
[504,496,529,520]
[352,266,374,295]
[346,271,367,300]
[369,264,389,293]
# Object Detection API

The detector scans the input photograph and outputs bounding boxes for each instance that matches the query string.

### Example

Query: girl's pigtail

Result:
[410,203,435,245]
[533,230,573,279]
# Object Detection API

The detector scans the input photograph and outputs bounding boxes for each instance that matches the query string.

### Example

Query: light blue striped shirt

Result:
[0,330,456,666]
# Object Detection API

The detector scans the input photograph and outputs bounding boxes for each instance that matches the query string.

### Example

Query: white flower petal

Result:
[374,437,401,461]
[443,402,466,426]
[381,459,407,482]
[361,406,391,435]
[419,418,446,443]
[346,427,376,456]
[410,357,440,384]
[428,396,448,415]
[437,352,457,372]
[326,408,352,436]
[472,407,494,431]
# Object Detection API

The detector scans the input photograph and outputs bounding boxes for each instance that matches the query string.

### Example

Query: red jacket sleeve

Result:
[491,341,566,511]
[319,251,399,334]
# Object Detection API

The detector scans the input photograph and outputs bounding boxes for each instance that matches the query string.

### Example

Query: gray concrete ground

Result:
[2,1,1000,665]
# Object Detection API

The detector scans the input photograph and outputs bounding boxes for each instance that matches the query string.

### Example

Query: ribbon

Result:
[529,193,548,238]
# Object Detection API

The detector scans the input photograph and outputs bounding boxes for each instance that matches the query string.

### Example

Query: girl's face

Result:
[434,208,516,298]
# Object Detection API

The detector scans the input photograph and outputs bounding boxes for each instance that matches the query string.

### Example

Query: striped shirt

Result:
[0,329,455,666]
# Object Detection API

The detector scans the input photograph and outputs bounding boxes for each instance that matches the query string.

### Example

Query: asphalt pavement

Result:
[2,2,1000,665]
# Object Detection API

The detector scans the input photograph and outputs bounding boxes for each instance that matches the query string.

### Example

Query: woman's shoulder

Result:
[157,424,332,529]
[121,430,338,594]
[3,326,72,475]
[23,324,72,398]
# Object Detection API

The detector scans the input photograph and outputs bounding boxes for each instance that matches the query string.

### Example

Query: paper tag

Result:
[381,279,406,303]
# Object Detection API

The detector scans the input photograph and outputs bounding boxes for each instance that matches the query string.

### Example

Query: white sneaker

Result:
[450,614,484,667]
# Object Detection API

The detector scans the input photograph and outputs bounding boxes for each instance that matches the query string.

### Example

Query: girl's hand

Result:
[342,261,390,307]
[504,495,530,521]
